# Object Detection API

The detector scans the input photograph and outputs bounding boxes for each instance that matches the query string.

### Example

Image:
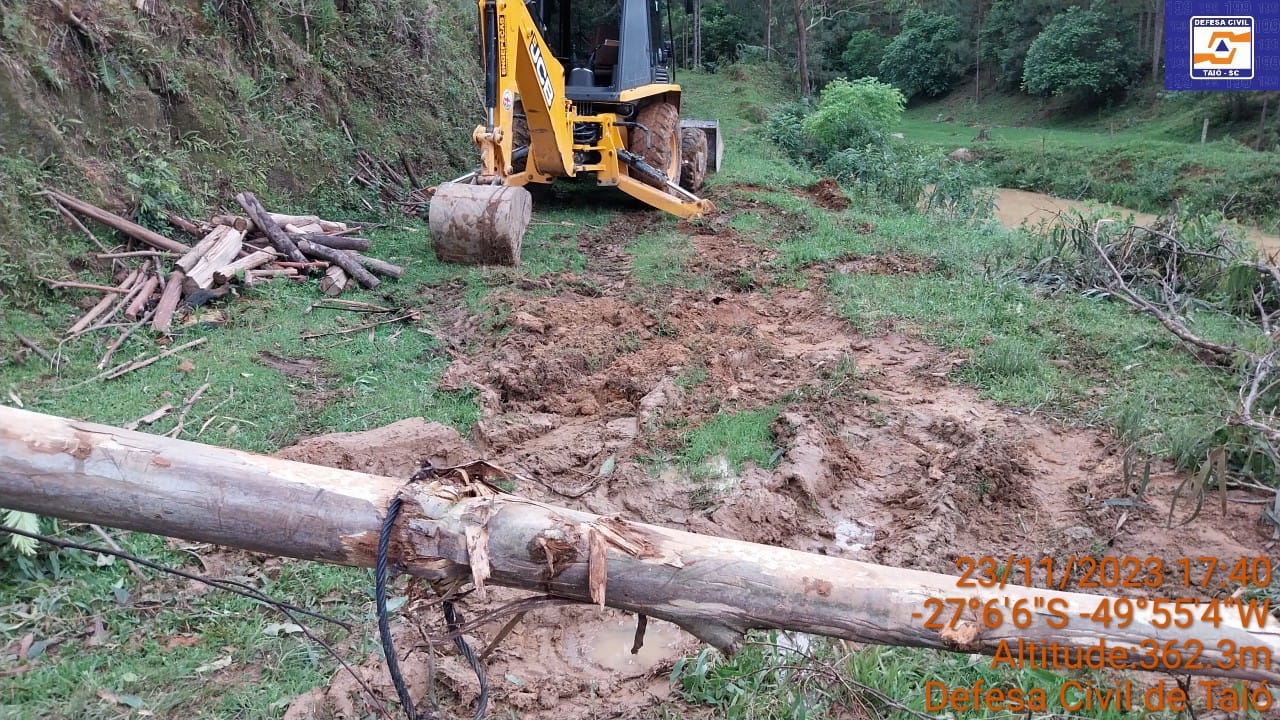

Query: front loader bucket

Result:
[679,119,723,173]
[428,183,532,266]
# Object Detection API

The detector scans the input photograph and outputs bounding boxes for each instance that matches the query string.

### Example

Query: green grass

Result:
[824,207,1253,470]
[670,633,1186,720]
[627,227,701,290]
[680,407,780,479]
[0,529,378,720]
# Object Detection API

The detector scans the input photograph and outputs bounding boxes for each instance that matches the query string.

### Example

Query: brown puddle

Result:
[993,187,1280,258]
[573,617,692,673]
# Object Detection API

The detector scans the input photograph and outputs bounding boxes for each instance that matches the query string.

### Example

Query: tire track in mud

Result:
[280,194,1275,719]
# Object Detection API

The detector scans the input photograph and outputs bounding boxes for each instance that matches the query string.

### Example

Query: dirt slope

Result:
[277,188,1273,718]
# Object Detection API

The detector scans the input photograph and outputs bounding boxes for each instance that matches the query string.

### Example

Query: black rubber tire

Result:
[628,101,680,189]
[679,127,708,193]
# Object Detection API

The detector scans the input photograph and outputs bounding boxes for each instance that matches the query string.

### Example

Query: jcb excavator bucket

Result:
[428,183,532,266]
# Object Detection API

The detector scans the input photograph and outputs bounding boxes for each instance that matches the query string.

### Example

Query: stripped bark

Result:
[182,229,244,292]
[291,234,371,251]
[320,265,349,296]
[176,226,231,273]
[0,405,1277,685]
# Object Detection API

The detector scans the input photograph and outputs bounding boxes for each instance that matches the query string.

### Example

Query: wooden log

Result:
[268,213,347,233]
[234,193,307,264]
[14,334,61,367]
[296,240,380,290]
[320,265,348,296]
[175,226,230,273]
[274,261,329,271]
[0,405,1277,685]
[354,254,404,279]
[124,276,160,320]
[43,190,189,254]
[95,250,175,260]
[165,212,203,237]
[292,234,371,251]
[39,277,129,294]
[182,229,244,292]
[209,214,250,232]
[151,269,185,333]
[246,268,299,285]
[48,197,107,251]
[67,270,139,336]
[283,222,324,235]
[212,249,278,285]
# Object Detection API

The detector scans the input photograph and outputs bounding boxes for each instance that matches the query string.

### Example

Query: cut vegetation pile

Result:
[30,187,403,349]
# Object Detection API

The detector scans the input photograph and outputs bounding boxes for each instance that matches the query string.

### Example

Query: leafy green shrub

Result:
[1022,4,1142,97]
[826,143,992,220]
[124,154,194,233]
[765,99,820,162]
[877,9,963,98]
[801,77,905,156]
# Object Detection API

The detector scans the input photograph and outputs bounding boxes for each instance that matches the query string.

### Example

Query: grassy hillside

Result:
[901,85,1280,229]
[0,0,478,307]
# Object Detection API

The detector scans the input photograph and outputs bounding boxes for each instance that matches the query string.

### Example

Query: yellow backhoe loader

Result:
[428,0,722,265]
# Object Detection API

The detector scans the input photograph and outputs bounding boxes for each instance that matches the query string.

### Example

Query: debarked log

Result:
[0,405,1277,684]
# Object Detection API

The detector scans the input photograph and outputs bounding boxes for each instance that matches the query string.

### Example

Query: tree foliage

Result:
[839,29,887,80]
[802,76,906,153]
[877,8,963,98]
[979,0,1066,90]
[1021,4,1142,97]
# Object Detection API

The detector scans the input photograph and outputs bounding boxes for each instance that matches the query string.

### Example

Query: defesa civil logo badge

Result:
[1190,16,1254,80]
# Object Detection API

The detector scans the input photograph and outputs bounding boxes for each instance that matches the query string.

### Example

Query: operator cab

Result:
[531,0,675,102]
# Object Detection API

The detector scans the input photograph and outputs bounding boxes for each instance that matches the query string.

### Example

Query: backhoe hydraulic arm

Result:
[476,0,574,182]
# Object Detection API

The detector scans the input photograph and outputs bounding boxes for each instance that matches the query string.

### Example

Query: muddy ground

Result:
[276,185,1275,719]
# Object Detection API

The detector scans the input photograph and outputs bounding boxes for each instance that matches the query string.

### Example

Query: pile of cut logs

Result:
[39,189,404,335]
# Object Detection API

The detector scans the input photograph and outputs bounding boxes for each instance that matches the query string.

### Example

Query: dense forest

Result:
[678,0,1165,97]
[674,0,1272,131]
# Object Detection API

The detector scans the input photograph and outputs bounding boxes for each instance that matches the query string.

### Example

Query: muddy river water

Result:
[992,188,1280,257]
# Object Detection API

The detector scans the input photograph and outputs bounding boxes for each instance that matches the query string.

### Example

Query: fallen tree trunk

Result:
[1,405,1277,684]
[42,190,189,254]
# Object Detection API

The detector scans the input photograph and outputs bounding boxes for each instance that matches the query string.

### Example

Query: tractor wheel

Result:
[628,101,680,189]
[679,127,708,193]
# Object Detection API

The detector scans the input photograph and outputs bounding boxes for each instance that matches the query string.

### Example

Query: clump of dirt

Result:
[802,178,850,211]
[278,195,1277,718]
[276,417,474,478]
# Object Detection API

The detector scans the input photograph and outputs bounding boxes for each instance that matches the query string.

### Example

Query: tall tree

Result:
[794,0,811,95]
